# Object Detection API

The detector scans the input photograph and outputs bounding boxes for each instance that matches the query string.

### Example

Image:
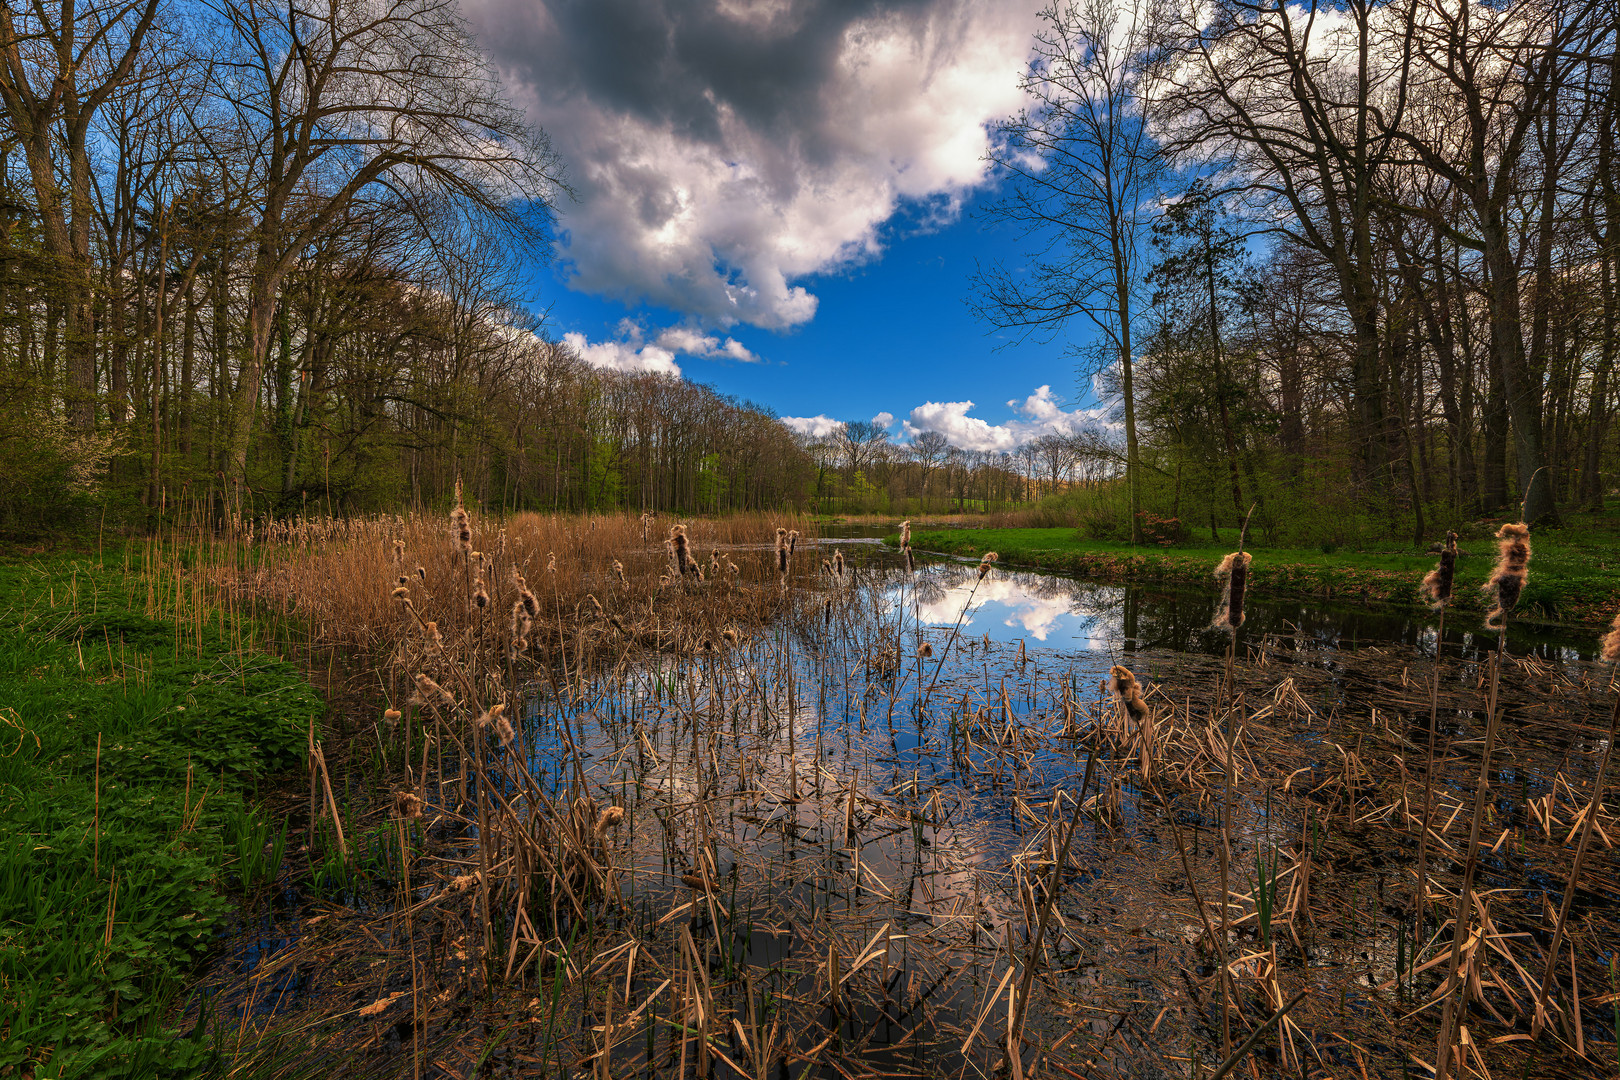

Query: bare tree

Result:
[199,0,565,493]
[0,0,164,426]
[972,0,1162,541]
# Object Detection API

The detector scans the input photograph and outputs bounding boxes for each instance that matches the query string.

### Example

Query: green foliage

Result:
[0,559,318,1078]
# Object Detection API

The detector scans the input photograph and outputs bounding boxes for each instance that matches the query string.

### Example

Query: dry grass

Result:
[145,512,1620,1080]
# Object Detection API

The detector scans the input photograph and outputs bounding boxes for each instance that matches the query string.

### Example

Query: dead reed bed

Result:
[164,513,1620,1080]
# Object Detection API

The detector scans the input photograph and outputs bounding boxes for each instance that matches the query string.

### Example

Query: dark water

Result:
[816,523,1593,663]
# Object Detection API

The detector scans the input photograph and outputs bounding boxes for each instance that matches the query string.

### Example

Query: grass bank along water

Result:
[896,521,1620,628]
[182,509,1618,1079]
[0,553,318,1078]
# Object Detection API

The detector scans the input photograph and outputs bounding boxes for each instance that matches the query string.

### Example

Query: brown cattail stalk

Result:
[775,527,789,575]
[1482,522,1530,630]
[671,525,698,576]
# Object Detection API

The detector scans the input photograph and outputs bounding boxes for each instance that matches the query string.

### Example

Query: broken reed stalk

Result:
[1416,531,1458,935]
[1532,652,1620,1034]
[1005,745,1100,1072]
[1434,623,1509,1079]
[1206,988,1309,1080]
[920,553,996,709]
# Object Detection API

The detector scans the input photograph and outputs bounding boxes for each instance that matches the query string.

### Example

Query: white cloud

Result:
[654,326,761,364]
[463,0,1041,330]
[871,411,895,428]
[562,331,681,376]
[900,385,1106,451]
[780,414,843,439]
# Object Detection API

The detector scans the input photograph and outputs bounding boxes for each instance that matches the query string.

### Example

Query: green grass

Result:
[896,518,1620,628]
[0,557,319,1078]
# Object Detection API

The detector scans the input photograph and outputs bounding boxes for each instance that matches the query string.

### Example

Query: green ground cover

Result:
[896,520,1620,628]
[0,556,319,1078]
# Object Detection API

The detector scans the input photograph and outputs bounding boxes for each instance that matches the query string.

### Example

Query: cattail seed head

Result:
[394,791,424,820]
[586,593,604,616]
[595,806,625,834]
[670,526,697,575]
[788,529,799,553]
[917,642,934,659]
[1483,522,1531,630]
[722,627,739,646]
[1108,664,1152,724]
[412,673,454,708]
[833,550,845,576]
[383,708,402,728]
[1420,531,1459,610]
[899,521,911,550]
[391,585,410,601]
[1601,611,1620,665]
[821,558,833,575]
[613,559,627,585]
[1212,551,1251,630]
[424,620,444,656]
[475,702,506,731]
[392,539,405,562]
[699,637,716,656]
[416,566,425,580]
[977,552,997,579]
[494,711,515,748]
[546,551,557,574]
[473,579,489,610]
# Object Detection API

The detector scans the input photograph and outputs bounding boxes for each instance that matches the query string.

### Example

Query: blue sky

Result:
[535,199,1092,441]
[461,0,1109,451]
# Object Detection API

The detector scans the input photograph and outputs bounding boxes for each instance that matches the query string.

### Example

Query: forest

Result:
[0,0,1616,543]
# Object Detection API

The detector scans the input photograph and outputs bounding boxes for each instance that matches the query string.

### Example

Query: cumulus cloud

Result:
[900,385,1105,451]
[563,331,682,376]
[654,326,760,363]
[780,414,843,439]
[871,411,895,428]
[461,0,1040,329]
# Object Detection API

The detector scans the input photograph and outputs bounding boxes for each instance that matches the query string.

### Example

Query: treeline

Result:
[965,0,1620,544]
[0,0,812,531]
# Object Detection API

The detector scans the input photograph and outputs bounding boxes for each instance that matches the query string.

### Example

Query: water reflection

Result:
[812,535,1593,661]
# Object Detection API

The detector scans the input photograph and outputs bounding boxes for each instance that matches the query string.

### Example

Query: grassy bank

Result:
[0,555,319,1078]
[897,522,1620,628]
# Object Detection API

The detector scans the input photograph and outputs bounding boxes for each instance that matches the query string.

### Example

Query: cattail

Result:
[394,791,424,820]
[546,551,557,574]
[397,575,409,588]
[1212,551,1251,630]
[586,593,604,617]
[722,627,739,647]
[513,571,540,619]
[595,805,625,835]
[360,991,406,1017]
[475,702,506,732]
[833,550,845,576]
[977,551,997,579]
[899,520,911,550]
[699,637,716,656]
[1600,612,1620,664]
[1420,531,1459,609]
[776,527,789,574]
[472,577,489,610]
[670,525,697,576]
[612,559,627,586]
[824,597,833,625]
[423,620,444,656]
[917,642,934,660]
[450,499,472,556]
[391,585,411,602]
[725,558,739,576]
[411,673,454,708]
[1483,522,1531,630]
[1108,664,1152,726]
[821,558,832,575]
[383,708,402,726]
[494,711,515,749]
[392,538,406,563]
[510,599,532,641]
[416,566,425,581]
[788,529,800,553]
